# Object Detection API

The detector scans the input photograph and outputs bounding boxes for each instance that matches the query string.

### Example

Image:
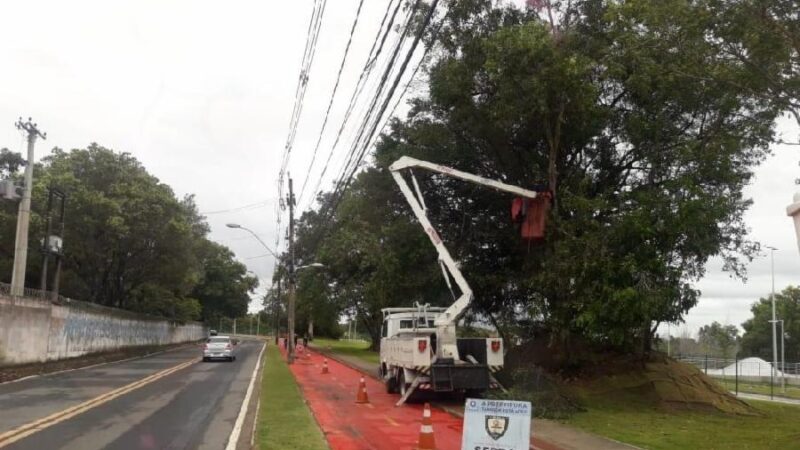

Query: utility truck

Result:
[379,156,544,405]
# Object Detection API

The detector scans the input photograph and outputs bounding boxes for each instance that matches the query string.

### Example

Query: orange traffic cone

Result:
[321,358,329,374]
[416,403,437,450]
[355,376,369,404]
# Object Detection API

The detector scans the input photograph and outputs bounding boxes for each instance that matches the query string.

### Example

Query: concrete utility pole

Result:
[11,118,46,297]
[287,176,297,363]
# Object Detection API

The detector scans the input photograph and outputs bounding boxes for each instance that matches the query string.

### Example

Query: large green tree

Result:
[0,144,255,322]
[698,321,740,359]
[293,0,796,359]
[741,286,800,362]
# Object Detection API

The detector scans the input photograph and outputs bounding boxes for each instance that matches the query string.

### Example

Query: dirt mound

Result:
[501,339,756,416]
[564,354,757,415]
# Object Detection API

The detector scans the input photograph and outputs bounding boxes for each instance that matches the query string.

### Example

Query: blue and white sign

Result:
[461,399,532,450]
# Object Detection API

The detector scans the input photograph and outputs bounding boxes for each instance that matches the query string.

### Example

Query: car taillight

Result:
[417,340,427,353]
[491,340,501,353]
[204,344,208,350]
[226,344,232,349]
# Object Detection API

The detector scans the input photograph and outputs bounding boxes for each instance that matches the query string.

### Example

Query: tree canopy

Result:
[741,285,800,362]
[288,0,797,357]
[0,144,256,322]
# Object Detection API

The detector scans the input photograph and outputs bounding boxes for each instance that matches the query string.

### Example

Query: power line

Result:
[275,0,328,251]
[302,0,405,208]
[326,0,442,219]
[328,0,428,206]
[298,0,368,203]
[201,200,273,215]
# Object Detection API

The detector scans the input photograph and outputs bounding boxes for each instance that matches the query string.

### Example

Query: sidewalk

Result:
[311,343,640,450]
[734,392,800,405]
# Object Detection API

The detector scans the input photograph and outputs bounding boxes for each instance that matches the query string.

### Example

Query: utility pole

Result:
[274,276,282,343]
[256,313,260,336]
[11,118,45,297]
[40,187,66,299]
[40,187,54,292]
[287,176,297,363]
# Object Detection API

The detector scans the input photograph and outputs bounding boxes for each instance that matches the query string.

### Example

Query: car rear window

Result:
[207,337,230,343]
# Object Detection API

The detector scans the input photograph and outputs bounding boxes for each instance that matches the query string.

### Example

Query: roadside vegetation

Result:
[0,146,257,323]
[312,338,379,365]
[567,399,800,450]
[257,345,327,450]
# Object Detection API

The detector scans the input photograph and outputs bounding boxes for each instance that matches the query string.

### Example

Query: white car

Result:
[202,336,237,362]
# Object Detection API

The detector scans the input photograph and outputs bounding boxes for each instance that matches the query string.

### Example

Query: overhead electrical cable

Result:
[303,0,405,207]
[325,0,442,219]
[298,0,368,203]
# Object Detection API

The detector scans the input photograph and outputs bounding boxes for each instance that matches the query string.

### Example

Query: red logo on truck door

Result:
[491,340,501,352]
[418,340,427,353]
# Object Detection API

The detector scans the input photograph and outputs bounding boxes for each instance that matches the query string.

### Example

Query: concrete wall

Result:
[0,295,206,367]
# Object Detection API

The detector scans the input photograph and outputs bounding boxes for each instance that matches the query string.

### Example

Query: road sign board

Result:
[461,398,532,450]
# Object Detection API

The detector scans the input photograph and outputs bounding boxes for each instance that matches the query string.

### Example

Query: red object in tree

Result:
[512,192,552,241]
[511,197,526,223]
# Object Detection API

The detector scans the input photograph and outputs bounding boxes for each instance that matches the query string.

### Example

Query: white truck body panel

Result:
[381,156,536,402]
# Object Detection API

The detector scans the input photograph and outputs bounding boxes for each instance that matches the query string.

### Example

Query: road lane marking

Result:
[0,357,198,448]
[225,342,267,450]
[384,417,399,427]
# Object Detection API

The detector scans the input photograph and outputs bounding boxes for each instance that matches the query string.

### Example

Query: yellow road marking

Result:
[0,357,198,448]
[385,417,399,427]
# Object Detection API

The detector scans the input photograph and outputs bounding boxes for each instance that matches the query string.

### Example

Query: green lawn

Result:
[714,378,800,400]
[256,345,328,450]
[566,399,800,449]
[312,338,379,365]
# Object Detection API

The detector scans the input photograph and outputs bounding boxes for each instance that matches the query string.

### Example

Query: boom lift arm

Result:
[389,156,540,361]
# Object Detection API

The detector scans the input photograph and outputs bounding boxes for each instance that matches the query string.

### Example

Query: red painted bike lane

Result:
[287,349,464,450]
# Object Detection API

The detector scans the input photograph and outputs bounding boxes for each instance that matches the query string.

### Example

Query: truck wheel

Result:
[385,372,398,394]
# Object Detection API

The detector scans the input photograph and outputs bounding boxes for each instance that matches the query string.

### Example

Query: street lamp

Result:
[765,244,778,396]
[228,225,278,339]
[226,223,280,259]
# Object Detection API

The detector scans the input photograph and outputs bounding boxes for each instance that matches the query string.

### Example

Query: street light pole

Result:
[11,118,45,296]
[766,245,778,393]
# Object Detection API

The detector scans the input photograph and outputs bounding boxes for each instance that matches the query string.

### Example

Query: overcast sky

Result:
[1,1,798,328]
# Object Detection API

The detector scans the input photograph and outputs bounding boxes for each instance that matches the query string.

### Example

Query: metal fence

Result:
[676,355,800,377]
[676,355,800,398]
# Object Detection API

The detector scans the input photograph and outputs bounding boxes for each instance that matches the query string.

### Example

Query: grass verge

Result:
[256,345,328,450]
[312,338,379,365]
[565,398,800,449]
[715,378,800,400]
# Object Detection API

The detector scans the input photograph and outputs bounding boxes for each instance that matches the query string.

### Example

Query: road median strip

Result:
[0,357,198,447]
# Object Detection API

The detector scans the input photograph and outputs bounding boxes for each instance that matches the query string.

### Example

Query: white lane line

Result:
[225,342,267,450]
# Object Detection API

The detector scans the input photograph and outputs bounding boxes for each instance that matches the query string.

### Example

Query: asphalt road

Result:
[0,340,263,450]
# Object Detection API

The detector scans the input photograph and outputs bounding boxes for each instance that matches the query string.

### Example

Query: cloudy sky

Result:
[0,1,798,329]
